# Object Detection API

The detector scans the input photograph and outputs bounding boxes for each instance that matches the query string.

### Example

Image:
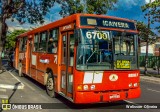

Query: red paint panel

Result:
[73,70,140,103]
[74,87,140,103]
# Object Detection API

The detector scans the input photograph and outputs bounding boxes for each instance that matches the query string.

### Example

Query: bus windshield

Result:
[113,31,135,56]
[76,29,138,70]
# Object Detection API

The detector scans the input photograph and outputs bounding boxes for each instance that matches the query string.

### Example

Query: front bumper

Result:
[74,87,141,104]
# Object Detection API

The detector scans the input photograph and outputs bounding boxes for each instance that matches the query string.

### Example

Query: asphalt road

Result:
[1,60,160,112]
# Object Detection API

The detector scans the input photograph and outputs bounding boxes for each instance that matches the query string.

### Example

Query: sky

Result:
[6,0,159,35]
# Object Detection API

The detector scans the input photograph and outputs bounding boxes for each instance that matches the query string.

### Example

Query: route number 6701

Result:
[86,31,110,40]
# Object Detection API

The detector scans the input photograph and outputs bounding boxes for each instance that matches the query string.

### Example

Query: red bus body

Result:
[14,13,140,104]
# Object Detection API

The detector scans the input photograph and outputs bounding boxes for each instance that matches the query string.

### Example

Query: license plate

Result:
[109,94,120,99]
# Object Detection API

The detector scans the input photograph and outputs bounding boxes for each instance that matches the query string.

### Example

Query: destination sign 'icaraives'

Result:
[80,16,136,30]
[102,20,129,29]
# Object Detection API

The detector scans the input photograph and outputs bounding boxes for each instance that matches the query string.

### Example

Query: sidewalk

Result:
[140,75,160,84]
[0,70,24,89]
[140,67,160,75]
[0,66,24,100]
[140,67,160,83]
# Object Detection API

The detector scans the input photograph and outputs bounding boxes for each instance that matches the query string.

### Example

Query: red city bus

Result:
[14,13,140,104]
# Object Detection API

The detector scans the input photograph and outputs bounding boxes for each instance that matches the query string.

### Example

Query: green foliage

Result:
[0,0,61,47]
[87,0,117,14]
[59,0,118,17]
[136,21,156,43]
[0,0,62,24]
[59,0,83,17]
[1,0,61,24]
[136,21,149,38]
[141,0,160,33]
[5,29,27,49]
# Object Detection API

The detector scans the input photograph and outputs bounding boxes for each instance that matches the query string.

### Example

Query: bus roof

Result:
[17,13,136,38]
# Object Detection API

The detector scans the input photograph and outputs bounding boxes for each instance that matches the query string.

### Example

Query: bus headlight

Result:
[83,85,89,90]
[129,83,132,87]
[134,83,138,87]
[91,85,95,90]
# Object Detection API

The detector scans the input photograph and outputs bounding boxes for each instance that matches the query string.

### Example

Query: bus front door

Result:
[61,31,74,98]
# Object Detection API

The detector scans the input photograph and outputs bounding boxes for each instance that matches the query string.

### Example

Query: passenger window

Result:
[19,37,27,52]
[39,31,47,51]
[33,34,39,52]
[19,38,23,51]
[62,35,66,64]
[69,34,75,66]
[48,28,59,53]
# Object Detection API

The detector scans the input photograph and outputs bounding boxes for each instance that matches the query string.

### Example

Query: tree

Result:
[5,29,27,49]
[136,21,156,42]
[141,0,160,33]
[141,0,159,74]
[59,0,118,17]
[136,21,156,74]
[0,0,61,70]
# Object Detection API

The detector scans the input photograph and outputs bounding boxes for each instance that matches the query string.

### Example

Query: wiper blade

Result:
[86,50,96,64]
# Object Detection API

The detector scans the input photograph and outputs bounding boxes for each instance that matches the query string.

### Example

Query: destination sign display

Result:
[80,16,136,30]
[116,60,130,69]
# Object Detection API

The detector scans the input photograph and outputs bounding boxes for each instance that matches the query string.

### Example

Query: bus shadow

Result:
[56,95,128,109]
[18,72,46,90]
[11,68,46,91]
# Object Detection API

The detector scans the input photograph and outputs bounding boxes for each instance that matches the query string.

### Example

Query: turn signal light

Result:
[77,85,82,91]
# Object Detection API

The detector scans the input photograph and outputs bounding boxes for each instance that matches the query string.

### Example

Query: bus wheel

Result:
[46,73,57,98]
[18,63,23,77]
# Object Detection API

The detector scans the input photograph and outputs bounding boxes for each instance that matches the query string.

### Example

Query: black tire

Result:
[46,73,57,98]
[18,63,23,77]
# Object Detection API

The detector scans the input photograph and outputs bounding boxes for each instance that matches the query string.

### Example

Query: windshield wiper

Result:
[86,49,104,64]
[86,50,96,64]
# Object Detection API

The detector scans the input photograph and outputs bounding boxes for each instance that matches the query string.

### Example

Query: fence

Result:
[139,56,160,68]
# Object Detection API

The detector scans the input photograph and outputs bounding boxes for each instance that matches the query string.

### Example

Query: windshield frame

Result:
[76,28,139,71]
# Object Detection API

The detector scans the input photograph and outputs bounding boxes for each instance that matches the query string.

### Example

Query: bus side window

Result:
[69,34,74,66]
[19,38,23,51]
[48,28,59,53]
[33,34,39,52]
[39,31,47,52]
[19,37,27,52]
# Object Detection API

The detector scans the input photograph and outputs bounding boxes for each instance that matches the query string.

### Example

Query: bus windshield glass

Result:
[76,29,138,70]
[113,31,135,56]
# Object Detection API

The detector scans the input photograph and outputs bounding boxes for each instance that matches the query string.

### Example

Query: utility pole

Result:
[144,0,151,75]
